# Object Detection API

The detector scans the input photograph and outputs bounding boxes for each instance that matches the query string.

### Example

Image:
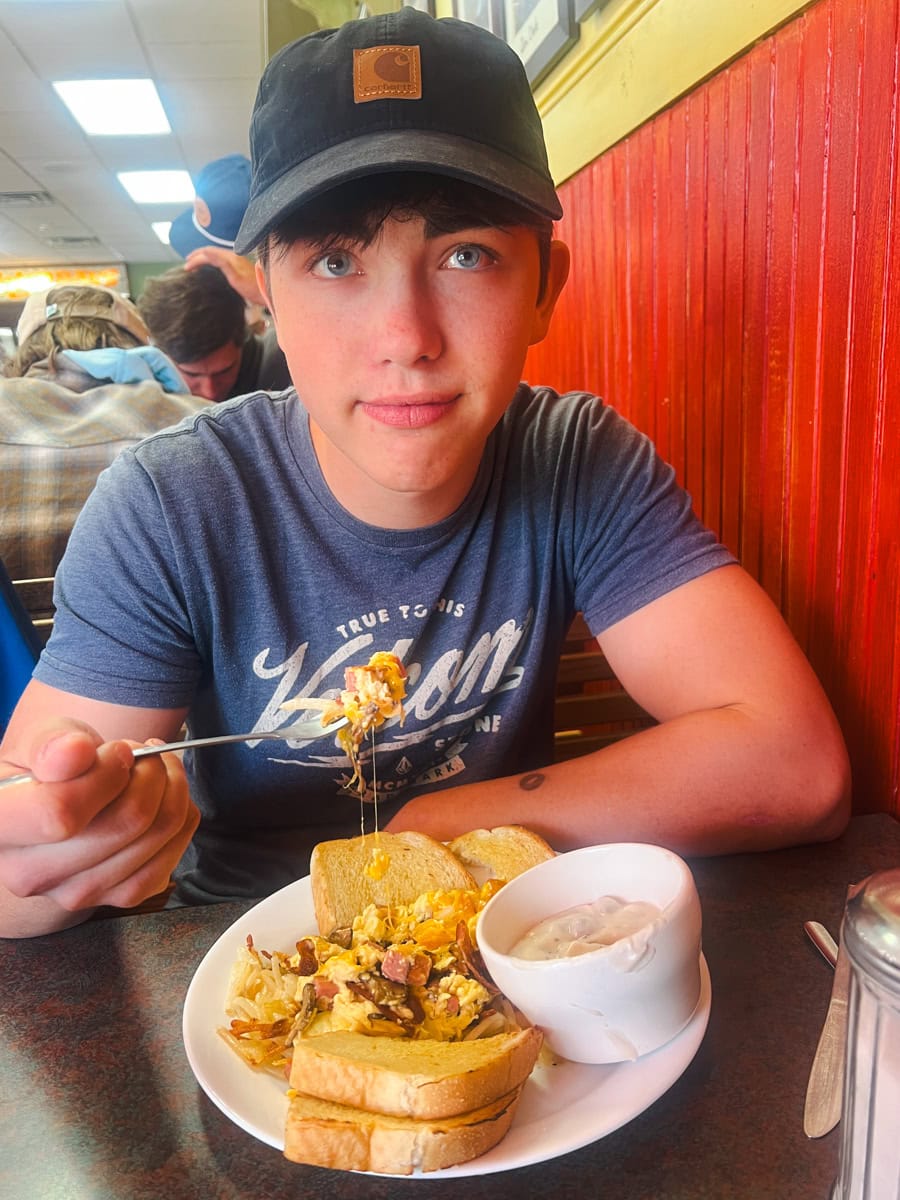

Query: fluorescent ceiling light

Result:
[118,170,194,204]
[53,79,170,136]
[152,221,173,245]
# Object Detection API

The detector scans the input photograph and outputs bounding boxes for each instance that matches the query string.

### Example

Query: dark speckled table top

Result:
[2,813,898,1200]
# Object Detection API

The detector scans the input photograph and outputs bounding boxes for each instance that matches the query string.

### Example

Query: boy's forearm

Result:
[385,706,851,856]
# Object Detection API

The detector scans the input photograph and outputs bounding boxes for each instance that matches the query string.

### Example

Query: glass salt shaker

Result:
[832,868,900,1200]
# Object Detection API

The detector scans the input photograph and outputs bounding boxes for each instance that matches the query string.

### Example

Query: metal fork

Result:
[0,715,349,790]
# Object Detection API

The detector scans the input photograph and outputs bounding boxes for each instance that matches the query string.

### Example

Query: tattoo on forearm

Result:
[519,772,546,792]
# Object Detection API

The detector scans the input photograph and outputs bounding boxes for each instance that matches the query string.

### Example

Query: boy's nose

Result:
[377,282,443,366]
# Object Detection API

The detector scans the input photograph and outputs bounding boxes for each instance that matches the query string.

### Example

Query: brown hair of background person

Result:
[138,264,290,403]
[4,284,146,378]
[139,264,244,364]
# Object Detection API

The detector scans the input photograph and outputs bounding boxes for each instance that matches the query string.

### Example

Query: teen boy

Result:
[0,10,849,938]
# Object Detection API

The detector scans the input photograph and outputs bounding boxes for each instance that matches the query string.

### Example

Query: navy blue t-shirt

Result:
[36,385,734,903]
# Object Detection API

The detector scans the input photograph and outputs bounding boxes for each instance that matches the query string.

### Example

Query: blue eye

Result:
[446,244,493,270]
[312,250,356,278]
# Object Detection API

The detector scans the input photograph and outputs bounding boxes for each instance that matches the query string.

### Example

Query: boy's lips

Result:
[360,394,459,429]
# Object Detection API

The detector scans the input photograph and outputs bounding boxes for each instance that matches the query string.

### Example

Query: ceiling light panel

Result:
[53,79,171,136]
[117,170,194,204]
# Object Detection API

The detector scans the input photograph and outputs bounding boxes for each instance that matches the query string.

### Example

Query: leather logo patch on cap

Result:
[353,44,422,103]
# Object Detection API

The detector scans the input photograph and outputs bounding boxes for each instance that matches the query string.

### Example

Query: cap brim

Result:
[169,210,237,259]
[234,130,562,254]
[168,210,208,258]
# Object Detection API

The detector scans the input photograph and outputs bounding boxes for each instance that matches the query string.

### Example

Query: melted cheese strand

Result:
[362,726,392,880]
[370,724,379,836]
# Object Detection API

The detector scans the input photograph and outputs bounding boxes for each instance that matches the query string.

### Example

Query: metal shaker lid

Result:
[844,868,900,988]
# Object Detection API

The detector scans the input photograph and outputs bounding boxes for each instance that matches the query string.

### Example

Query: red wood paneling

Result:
[525,0,900,815]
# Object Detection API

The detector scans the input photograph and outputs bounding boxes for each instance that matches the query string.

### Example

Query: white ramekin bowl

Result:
[477,842,703,1064]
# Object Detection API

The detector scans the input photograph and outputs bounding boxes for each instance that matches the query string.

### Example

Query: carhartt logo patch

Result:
[353,44,422,103]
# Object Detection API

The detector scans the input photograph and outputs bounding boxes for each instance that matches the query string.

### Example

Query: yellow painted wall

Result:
[441,0,815,186]
[540,0,815,183]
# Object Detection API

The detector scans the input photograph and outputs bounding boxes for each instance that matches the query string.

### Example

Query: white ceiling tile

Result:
[0,122,93,165]
[0,0,268,264]
[0,74,63,116]
[87,135,184,172]
[178,132,251,169]
[147,40,263,82]
[1,2,146,76]
[0,152,43,190]
[129,0,261,44]
[157,76,259,118]
[0,217,56,258]
[2,203,89,237]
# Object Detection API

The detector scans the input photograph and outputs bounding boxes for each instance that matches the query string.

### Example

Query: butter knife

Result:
[803,924,851,1137]
[804,921,838,969]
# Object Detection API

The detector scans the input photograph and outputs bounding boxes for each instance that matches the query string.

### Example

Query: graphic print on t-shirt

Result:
[253,599,534,803]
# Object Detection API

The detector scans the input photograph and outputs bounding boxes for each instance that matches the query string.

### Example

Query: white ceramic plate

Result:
[182,875,711,1178]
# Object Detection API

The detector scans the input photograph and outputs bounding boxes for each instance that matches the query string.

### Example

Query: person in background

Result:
[168,153,271,329]
[138,264,290,402]
[0,11,850,939]
[0,285,211,611]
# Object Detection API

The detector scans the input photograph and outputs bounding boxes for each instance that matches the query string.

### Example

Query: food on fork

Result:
[282,650,407,796]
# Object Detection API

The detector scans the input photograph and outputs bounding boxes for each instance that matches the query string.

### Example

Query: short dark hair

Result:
[138,265,246,363]
[257,173,553,301]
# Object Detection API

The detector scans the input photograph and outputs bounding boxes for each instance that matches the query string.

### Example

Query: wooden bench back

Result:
[553,614,655,761]
[10,576,55,643]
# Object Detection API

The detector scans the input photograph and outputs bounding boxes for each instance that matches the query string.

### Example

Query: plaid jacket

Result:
[0,358,210,617]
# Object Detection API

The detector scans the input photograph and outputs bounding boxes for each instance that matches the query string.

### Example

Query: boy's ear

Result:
[255,260,274,317]
[529,239,570,345]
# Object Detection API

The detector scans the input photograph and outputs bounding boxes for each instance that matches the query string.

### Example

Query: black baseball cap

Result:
[234,9,562,254]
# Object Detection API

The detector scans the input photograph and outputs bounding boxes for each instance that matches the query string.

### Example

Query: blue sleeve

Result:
[565,398,735,634]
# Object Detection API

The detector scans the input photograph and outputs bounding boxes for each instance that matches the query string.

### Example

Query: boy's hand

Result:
[0,719,199,914]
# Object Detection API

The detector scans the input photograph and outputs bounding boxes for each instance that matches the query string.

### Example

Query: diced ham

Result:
[381,949,432,986]
[314,978,339,1001]
[381,949,411,983]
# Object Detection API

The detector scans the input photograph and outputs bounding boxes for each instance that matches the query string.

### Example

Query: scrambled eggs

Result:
[221,881,508,1070]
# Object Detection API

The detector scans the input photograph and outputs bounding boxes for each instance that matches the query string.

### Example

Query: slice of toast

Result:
[310,831,476,936]
[288,1027,543,1119]
[446,825,556,885]
[283,1085,523,1174]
